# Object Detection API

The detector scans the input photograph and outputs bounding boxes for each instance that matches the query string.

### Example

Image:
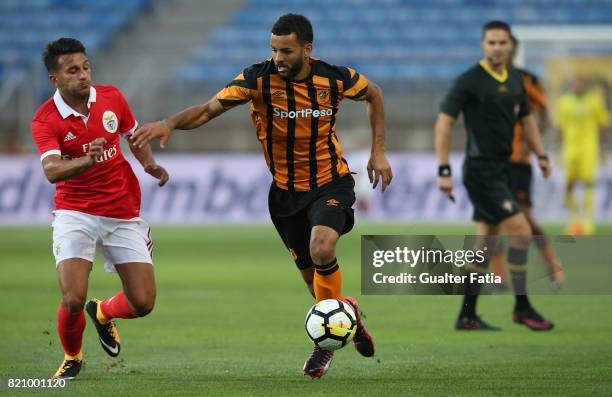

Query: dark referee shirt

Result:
[440,60,531,161]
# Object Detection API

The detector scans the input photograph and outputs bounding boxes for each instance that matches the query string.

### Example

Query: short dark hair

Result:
[271,13,313,43]
[482,20,512,39]
[510,34,519,48]
[42,38,86,72]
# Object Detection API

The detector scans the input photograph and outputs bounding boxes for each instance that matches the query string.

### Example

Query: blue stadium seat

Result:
[0,0,151,87]
[174,0,612,91]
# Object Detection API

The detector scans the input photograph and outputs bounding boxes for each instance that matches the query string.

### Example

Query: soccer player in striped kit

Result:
[133,14,392,379]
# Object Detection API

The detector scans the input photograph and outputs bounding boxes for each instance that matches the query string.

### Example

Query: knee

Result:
[309,238,336,265]
[518,222,532,238]
[62,293,86,313]
[130,293,156,317]
[514,223,532,239]
[508,229,531,250]
[506,217,532,239]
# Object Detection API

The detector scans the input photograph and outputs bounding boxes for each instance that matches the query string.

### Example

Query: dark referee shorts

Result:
[462,159,520,225]
[269,174,356,270]
[509,162,533,207]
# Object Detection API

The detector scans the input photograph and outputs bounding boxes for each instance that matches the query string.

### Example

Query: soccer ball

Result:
[305,299,357,351]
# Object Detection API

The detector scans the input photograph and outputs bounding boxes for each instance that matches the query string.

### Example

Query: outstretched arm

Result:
[132,97,230,149]
[358,81,392,192]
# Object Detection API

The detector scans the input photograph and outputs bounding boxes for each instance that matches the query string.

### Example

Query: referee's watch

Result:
[438,164,452,177]
[537,154,549,162]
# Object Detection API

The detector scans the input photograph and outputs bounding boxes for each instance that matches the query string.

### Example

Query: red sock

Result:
[57,304,85,357]
[100,291,138,320]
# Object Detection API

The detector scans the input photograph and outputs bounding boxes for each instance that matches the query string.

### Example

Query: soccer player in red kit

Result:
[31,38,169,379]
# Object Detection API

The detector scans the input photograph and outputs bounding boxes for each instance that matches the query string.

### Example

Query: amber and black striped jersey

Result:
[216,58,369,191]
[510,68,548,164]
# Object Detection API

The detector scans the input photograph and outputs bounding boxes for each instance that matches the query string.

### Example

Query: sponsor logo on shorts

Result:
[102,110,119,133]
[502,199,514,212]
[289,248,298,261]
[326,199,340,207]
[273,107,333,119]
[53,242,61,256]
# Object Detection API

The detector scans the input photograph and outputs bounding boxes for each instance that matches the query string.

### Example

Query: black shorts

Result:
[509,162,533,207]
[269,174,356,269]
[462,159,520,225]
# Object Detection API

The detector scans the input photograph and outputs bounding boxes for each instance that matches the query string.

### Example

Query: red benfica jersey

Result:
[31,85,141,219]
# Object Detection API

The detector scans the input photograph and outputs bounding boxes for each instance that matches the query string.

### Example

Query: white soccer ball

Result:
[305,299,357,351]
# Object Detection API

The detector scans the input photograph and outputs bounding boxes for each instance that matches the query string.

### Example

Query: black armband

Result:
[537,154,549,162]
[438,164,452,177]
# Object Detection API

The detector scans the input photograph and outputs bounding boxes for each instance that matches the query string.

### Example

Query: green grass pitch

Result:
[1,224,611,396]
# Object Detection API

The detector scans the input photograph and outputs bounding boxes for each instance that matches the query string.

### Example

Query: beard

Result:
[69,82,91,99]
[279,58,304,81]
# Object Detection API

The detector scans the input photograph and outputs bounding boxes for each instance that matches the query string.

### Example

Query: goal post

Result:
[513,25,612,108]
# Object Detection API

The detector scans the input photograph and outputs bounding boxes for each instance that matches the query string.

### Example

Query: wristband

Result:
[438,164,451,177]
[537,154,549,162]
[159,119,174,133]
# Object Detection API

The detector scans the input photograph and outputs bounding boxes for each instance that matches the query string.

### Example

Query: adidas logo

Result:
[64,132,76,142]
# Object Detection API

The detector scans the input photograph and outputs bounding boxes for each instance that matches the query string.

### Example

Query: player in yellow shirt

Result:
[556,76,609,234]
